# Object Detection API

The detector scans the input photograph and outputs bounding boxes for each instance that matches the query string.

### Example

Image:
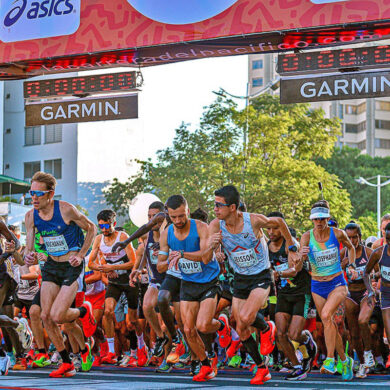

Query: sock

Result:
[107,337,115,354]
[127,331,137,351]
[80,345,87,355]
[59,349,71,364]
[38,348,46,354]
[130,349,137,357]
[78,306,87,318]
[251,312,269,332]
[242,335,263,366]
[201,357,210,367]
[172,334,180,344]
[218,319,225,331]
[231,328,240,341]
[137,333,145,350]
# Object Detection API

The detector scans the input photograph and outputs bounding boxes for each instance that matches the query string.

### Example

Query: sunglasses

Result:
[29,190,52,197]
[313,217,327,221]
[99,223,111,230]
[215,201,230,208]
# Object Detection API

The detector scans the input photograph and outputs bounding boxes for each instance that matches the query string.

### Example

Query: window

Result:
[252,77,263,87]
[357,140,366,150]
[375,138,390,149]
[45,124,62,144]
[376,119,390,130]
[376,101,390,111]
[24,126,41,146]
[345,122,366,133]
[44,159,62,179]
[252,60,263,70]
[344,102,366,115]
[24,161,40,180]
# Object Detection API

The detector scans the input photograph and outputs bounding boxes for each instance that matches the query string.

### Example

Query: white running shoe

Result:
[0,354,11,376]
[356,364,367,378]
[51,351,61,365]
[364,351,375,368]
[15,317,33,350]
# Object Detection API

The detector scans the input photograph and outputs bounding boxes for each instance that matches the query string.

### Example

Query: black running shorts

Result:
[106,283,139,310]
[275,293,311,318]
[159,274,181,303]
[180,277,221,302]
[41,257,83,287]
[233,269,273,300]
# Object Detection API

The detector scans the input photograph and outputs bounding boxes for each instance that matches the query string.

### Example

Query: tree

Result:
[104,94,352,233]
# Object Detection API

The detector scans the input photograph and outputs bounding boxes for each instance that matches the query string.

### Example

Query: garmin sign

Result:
[280,71,390,104]
[0,0,80,43]
[25,95,138,126]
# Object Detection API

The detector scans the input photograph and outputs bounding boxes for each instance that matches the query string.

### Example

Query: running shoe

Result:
[156,359,172,373]
[32,352,51,368]
[127,356,138,367]
[137,345,149,367]
[371,362,386,374]
[79,301,97,338]
[303,330,317,365]
[0,355,10,376]
[15,318,33,350]
[101,352,117,364]
[260,321,276,356]
[51,351,61,365]
[174,361,186,369]
[167,341,185,364]
[92,356,101,367]
[6,352,16,367]
[189,360,201,376]
[71,353,82,372]
[336,358,343,374]
[118,354,130,367]
[192,365,215,382]
[342,356,354,381]
[153,335,169,358]
[217,314,232,348]
[49,362,76,378]
[356,363,367,378]
[227,340,241,359]
[12,357,27,371]
[179,350,191,364]
[285,366,307,381]
[228,355,242,368]
[250,366,271,385]
[81,343,94,372]
[242,354,255,369]
[209,352,218,375]
[320,358,336,374]
[365,351,376,368]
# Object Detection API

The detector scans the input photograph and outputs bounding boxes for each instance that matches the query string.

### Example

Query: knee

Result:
[50,309,64,324]
[276,328,287,341]
[321,311,333,326]
[240,312,255,328]
[196,320,209,334]
[104,307,114,320]
[40,310,51,324]
[157,292,169,308]
[184,326,197,340]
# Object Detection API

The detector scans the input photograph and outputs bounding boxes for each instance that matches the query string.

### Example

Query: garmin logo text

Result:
[280,71,390,104]
[0,0,80,43]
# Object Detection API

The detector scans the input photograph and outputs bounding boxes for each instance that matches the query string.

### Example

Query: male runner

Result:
[205,185,298,385]
[159,195,222,382]
[24,171,97,378]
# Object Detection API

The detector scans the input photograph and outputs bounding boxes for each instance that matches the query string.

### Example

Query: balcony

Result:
[0,202,32,232]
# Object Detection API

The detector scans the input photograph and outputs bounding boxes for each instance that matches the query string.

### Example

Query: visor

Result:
[310,207,330,220]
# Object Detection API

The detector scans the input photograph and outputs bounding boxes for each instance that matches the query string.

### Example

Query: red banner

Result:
[1,0,390,79]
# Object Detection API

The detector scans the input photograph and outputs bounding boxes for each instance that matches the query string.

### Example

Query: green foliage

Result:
[357,213,378,238]
[122,220,141,248]
[104,94,351,233]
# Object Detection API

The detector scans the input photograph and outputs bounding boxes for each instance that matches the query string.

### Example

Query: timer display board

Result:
[24,72,137,99]
[278,45,390,75]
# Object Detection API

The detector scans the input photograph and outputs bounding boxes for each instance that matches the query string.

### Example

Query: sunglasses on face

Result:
[29,190,51,197]
[214,201,230,208]
[99,223,111,230]
[313,218,327,221]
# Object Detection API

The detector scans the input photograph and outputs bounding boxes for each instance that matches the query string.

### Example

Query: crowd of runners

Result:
[1,170,390,385]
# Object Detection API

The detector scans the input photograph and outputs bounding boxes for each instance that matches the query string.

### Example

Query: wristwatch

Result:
[179,250,184,258]
[288,245,298,252]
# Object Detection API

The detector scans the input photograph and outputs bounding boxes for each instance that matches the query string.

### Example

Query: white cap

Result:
[310,207,330,220]
[365,236,377,245]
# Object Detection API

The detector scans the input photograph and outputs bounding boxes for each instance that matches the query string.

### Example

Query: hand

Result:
[97,263,113,273]
[129,269,141,287]
[289,251,300,266]
[69,255,83,267]
[169,251,181,262]
[24,251,37,266]
[341,257,349,269]
[112,241,127,253]
[4,240,15,254]
[168,253,181,271]
[37,253,48,263]
[215,252,226,263]
[209,232,222,250]
[299,246,310,257]
[349,268,358,281]
[108,271,118,279]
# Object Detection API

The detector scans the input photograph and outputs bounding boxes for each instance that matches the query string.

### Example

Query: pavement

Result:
[2,367,390,390]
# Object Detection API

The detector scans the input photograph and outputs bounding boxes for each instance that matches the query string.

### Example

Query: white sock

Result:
[107,337,115,354]
[231,328,240,341]
[137,333,145,349]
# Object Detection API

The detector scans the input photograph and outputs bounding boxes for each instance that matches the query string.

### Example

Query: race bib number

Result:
[274,262,289,279]
[231,248,258,268]
[108,260,127,276]
[43,235,69,254]
[381,265,390,282]
[179,258,202,275]
[141,273,149,284]
[313,247,338,268]
[149,248,158,265]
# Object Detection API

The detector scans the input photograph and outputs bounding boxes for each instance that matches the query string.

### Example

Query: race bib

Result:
[179,258,202,275]
[274,262,289,279]
[231,248,258,268]
[108,260,127,276]
[313,247,338,268]
[141,273,149,284]
[43,235,69,254]
[381,265,390,282]
[149,248,158,265]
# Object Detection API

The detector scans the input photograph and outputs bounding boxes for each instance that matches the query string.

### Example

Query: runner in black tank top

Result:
[343,222,375,378]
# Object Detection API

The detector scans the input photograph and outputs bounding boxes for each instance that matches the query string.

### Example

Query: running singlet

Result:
[99,232,132,286]
[17,264,39,301]
[167,219,220,283]
[347,246,369,284]
[145,231,166,284]
[84,256,105,296]
[34,200,84,257]
[379,244,390,293]
[220,212,270,276]
[308,228,342,277]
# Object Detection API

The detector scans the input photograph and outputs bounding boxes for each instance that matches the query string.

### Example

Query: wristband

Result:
[158,251,169,256]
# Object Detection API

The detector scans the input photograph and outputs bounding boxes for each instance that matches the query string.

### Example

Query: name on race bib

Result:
[313,247,338,268]
[274,263,289,279]
[381,265,390,282]
[149,248,158,265]
[179,258,202,274]
[231,248,258,268]
[43,235,69,254]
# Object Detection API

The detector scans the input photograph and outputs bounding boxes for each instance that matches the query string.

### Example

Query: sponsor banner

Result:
[25,94,138,126]
[280,71,390,104]
[0,0,389,78]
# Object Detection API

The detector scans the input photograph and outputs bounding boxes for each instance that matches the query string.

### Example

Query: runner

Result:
[300,200,355,380]
[343,221,376,378]
[267,211,316,381]
[372,214,390,250]
[159,195,222,382]
[205,185,297,385]
[24,171,97,378]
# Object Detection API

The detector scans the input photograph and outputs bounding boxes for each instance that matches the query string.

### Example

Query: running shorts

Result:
[311,273,347,300]
[41,257,83,287]
[160,274,181,303]
[276,293,311,318]
[233,269,273,300]
[85,290,106,311]
[13,297,33,318]
[106,283,139,310]
[180,277,220,302]
[347,289,367,306]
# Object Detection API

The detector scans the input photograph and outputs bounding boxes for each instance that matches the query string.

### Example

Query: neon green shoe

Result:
[336,358,343,374]
[320,358,336,374]
[342,357,354,381]
[32,353,51,368]
[228,355,242,368]
[81,343,94,372]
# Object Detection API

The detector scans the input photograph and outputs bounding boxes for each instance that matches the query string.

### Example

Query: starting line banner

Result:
[1,0,390,79]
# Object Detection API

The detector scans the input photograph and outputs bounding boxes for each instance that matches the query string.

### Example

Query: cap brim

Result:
[310,212,330,220]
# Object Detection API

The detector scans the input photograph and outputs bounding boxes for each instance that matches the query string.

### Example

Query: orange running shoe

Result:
[127,356,138,367]
[250,366,271,385]
[137,346,149,367]
[386,354,390,369]
[227,340,242,358]
[217,314,232,348]
[101,352,117,364]
[12,357,27,371]
[167,341,185,364]
[49,362,76,378]
[79,301,96,338]
[192,365,215,382]
[260,321,276,356]
[92,356,101,367]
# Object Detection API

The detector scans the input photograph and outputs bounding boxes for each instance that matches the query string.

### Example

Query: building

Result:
[248,52,390,157]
